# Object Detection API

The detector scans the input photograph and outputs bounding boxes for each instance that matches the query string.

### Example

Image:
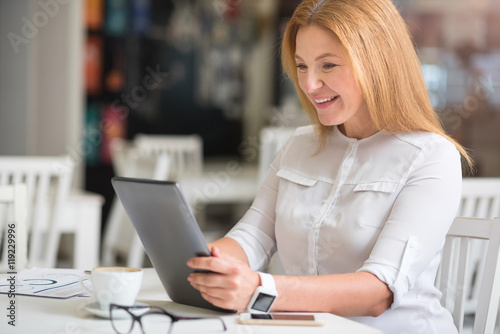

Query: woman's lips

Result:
[313,95,339,109]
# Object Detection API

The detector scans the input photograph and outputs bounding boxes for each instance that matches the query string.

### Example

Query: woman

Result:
[187,0,472,333]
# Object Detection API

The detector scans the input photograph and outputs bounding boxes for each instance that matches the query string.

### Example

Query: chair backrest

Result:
[438,217,500,334]
[459,178,500,218]
[134,134,203,180]
[0,156,73,268]
[457,177,500,316]
[109,137,134,177]
[0,183,28,271]
[110,138,171,180]
[258,127,296,186]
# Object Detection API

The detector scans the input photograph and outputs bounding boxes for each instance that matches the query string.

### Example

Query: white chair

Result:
[0,183,28,271]
[458,178,500,315]
[438,217,500,334]
[60,190,103,269]
[0,156,73,268]
[459,178,500,219]
[102,138,171,268]
[134,134,203,180]
[108,138,171,181]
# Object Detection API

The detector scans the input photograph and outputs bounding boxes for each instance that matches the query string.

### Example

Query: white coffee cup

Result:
[79,267,143,311]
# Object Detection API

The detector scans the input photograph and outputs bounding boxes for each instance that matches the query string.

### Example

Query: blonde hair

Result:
[281,0,473,169]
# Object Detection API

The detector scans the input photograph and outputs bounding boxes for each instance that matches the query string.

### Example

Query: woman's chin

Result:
[317,116,341,127]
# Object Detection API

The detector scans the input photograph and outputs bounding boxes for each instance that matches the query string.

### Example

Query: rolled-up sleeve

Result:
[357,138,462,308]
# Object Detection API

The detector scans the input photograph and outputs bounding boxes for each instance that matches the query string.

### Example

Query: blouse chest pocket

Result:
[276,169,318,186]
[275,169,330,223]
[351,181,401,229]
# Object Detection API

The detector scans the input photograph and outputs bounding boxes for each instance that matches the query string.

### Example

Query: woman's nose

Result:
[304,71,324,93]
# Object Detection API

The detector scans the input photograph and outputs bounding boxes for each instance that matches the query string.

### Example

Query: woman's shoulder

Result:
[291,124,316,138]
[392,131,457,153]
[277,125,319,150]
[391,131,461,174]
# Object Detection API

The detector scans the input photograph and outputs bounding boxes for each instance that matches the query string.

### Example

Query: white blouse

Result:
[226,125,461,334]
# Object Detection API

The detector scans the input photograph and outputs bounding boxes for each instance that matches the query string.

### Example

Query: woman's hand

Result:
[187,246,260,310]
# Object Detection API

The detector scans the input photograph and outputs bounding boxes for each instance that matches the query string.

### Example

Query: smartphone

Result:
[238,313,325,326]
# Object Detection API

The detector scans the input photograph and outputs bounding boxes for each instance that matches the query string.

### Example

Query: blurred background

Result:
[0,0,499,248]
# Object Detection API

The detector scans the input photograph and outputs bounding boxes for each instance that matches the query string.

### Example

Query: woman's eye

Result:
[296,64,308,72]
[322,63,337,70]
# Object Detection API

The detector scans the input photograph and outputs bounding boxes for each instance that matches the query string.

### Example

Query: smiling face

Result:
[295,25,375,139]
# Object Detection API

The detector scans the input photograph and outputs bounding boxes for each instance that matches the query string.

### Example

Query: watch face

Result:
[251,292,276,312]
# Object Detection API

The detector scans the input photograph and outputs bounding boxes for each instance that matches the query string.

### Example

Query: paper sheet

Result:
[0,267,90,299]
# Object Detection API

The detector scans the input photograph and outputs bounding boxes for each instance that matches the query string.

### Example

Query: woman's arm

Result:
[273,271,393,317]
[208,237,249,264]
[187,246,393,316]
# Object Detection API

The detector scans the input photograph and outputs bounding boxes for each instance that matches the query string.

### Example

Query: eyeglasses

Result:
[109,304,227,334]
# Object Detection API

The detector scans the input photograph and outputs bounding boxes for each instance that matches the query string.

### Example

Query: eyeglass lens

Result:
[110,307,135,334]
[111,306,153,334]
[140,313,175,333]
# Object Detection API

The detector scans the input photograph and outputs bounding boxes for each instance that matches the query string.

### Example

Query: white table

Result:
[0,268,384,334]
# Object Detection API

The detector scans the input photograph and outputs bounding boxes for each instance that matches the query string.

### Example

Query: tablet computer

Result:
[111,176,235,313]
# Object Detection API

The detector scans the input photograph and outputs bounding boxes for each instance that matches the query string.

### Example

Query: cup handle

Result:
[79,274,92,296]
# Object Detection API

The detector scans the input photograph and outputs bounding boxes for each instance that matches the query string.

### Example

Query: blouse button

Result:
[309,268,316,275]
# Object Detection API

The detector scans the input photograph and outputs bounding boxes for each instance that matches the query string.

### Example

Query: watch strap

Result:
[257,272,277,292]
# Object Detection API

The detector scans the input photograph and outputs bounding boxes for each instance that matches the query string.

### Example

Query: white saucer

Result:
[84,302,150,319]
